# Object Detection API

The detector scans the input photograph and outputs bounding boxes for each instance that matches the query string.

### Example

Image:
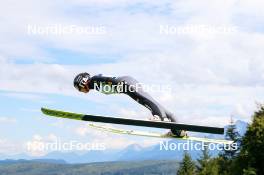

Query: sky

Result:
[0,0,264,156]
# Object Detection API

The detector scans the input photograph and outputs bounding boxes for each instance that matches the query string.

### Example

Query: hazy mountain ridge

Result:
[0,120,248,163]
[0,159,66,164]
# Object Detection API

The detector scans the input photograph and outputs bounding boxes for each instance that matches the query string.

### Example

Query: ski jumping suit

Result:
[89,75,179,130]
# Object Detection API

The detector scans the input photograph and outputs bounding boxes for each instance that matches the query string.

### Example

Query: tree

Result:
[177,151,196,175]
[234,104,264,175]
[217,116,241,175]
[197,145,219,175]
[222,116,241,159]
[197,145,210,172]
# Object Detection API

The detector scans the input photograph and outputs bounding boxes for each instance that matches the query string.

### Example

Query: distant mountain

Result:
[0,159,66,164]
[43,150,120,163]
[118,141,183,161]
[235,120,248,135]
[0,120,249,164]
[116,139,219,161]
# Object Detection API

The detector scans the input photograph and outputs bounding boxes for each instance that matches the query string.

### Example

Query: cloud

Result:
[114,107,150,120]
[0,57,74,94]
[25,133,59,156]
[0,0,263,60]
[0,0,264,156]
[1,47,264,125]
[3,92,47,101]
[75,123,160,149]
[19,108,40,113]
[0,139,24,155]
[75,125,91,136]
[0,117,17,124]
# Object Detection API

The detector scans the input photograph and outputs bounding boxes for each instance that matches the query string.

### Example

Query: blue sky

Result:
[1,0,264,156]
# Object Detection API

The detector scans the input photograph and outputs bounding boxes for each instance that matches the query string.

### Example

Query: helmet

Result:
[73,72,91,91]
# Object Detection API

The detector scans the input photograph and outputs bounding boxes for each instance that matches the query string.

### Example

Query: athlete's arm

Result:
[89,75,117,89]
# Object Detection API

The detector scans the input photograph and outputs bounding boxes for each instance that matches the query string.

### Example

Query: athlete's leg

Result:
[165,111,187,137]
[116,76,167,120]
[117,76,185,137]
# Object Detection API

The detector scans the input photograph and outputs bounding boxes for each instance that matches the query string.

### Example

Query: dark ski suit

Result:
[89,75,179,136]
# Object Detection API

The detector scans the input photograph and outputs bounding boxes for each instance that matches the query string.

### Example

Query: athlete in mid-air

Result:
[73,72,186,137]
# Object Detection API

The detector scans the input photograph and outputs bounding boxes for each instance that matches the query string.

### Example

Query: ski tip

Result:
[41,107,47,114]
[40,107,84,120]
[41,107,54,116]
